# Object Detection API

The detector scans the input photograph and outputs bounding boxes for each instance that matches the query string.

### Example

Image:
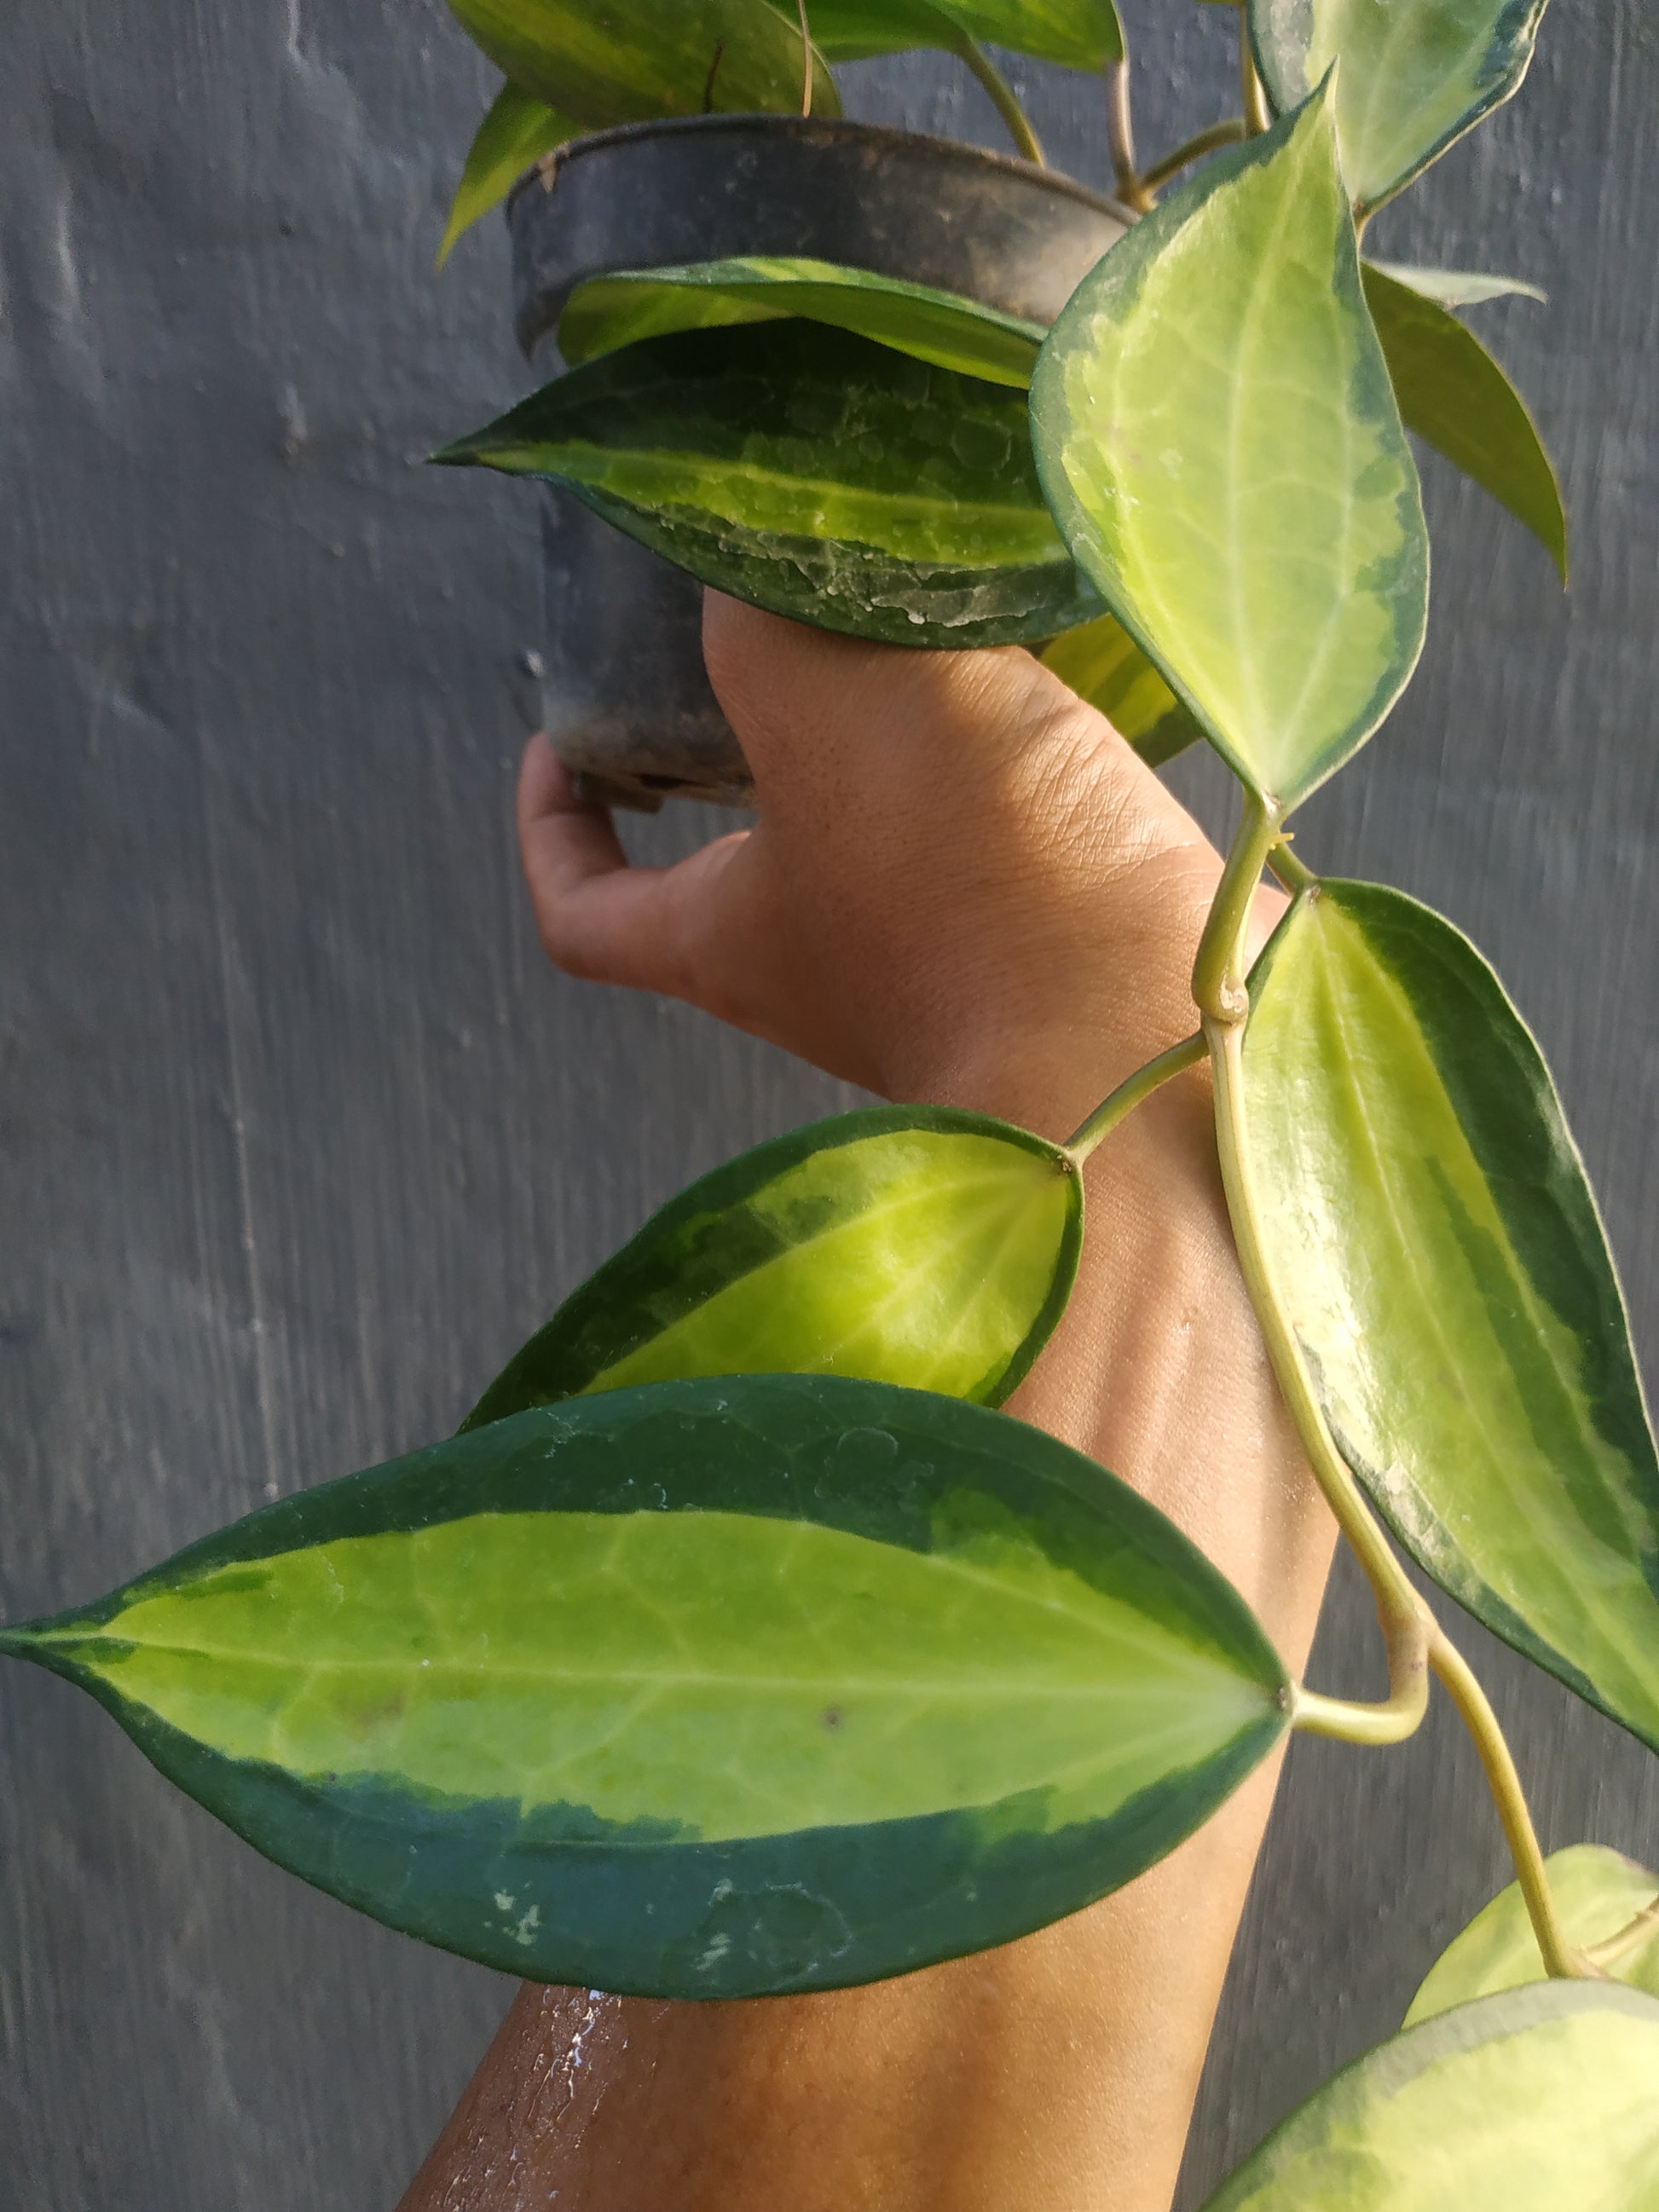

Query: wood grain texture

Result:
[0,3,1655,2207]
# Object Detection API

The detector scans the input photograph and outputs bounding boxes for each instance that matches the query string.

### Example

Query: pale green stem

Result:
[1063,1032,1207,1163]
[797,0,812,116]
[1104,61,1152,211]
[1198,801,1578,1977]
[1268,835,1318,894]
[1191,790,1280,1023]
[1139,116,1248,196]
[952,36,1045,166]
[1430,1632,1584,1980]
[1583,1894,1659,1973]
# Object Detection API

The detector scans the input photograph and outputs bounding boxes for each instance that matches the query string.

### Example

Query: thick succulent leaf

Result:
[438,81,579,267]
[559,257,1044,388]
[1406,1846,1659,2026]
[1250,0,1550,213]
[1367,262,1546,309]
[464,1106,1082,1428]
[1031,85,1427,812]
[433,321,1104,649]
[768,0,1123,68]
[445,0,840,129]
[1364,262,1567,580]
[1244,881,1659,1750]
[1199,1983,1659,2211]
[1040,615,1202,769]
[0,1375,1289,1997]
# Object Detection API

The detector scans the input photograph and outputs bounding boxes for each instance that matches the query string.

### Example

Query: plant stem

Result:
[1430,1632,1584,1979]
[1240,7,1272,136]
[1064,1032,1207,1162]
[797,0,812,116]
[954,37,1045,166]
[1139,117,1248,196]
[1292,1619,1432,1747]
[1191,790,1280,1023]
[1104,61,1152,211]
[1268,835,1318,894]
[1583,1894,1659,1972]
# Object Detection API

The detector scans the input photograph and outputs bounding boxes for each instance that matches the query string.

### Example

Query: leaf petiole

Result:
[952,34,1045,165]
[1063,1032,1207,1163]
[1138,116,1248,198]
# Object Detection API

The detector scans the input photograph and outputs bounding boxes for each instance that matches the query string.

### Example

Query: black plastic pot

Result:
[507,116,1131,807]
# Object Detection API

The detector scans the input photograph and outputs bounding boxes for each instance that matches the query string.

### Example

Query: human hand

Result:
[518,592,1262,1131]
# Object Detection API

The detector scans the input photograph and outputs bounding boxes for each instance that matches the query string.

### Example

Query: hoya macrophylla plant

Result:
[12,0,1650,2199]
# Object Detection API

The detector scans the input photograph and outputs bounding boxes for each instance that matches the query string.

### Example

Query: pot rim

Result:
[505,111,1139,229]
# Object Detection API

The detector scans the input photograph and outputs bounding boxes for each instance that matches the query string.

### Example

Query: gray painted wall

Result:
[1,2,1654,2205]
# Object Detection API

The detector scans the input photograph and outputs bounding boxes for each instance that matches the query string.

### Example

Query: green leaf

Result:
[559,257,1045,389]
[444,0,841,130]
[1249,0,1551,214]
[432,321,1104,650]
[0,1375,1289,1996]
[769,0,1124,69]
[1367,263,1547,309]
[1244,881,1659,1751]
[1199,1983,1659,2211]
[1406,1846,1659,2028]
[1030,84,1427,814]
[1363,261,1567,580]
[1039,615,1202,769]
[438,81,580,269]
[464,1106,1082,1428]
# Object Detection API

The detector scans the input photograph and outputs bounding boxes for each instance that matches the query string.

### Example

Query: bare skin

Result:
[399,596,1337,2212]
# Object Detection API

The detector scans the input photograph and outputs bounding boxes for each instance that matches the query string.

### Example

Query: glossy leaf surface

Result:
[438,81,578,267]
[766,0,1123,67]
[1,1376,1288,1997]
[1367,262,1546,309]
[1364,262,1566,579]
[434,321,1104,649]
[1040,615,1202,769]
[445,0,839,129]
[559,257,1044,388]
[1032,87,1426,811]
[1407,1846,1659,2026]
[1250,0,1550,213]
[1245,881,1659,1748]
[1201,1984,1659,2211]
[465,1106,1082,1428]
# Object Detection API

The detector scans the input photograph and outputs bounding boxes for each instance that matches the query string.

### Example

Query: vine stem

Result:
[1104,61,1152,211]
[954,37,1045,165]
[1429,1633,1581,1980]
[1583,1894,1659,1972]
[1063,1033,1206,1162]
[1197,799,1584,1978]
[797,0,812,116]
[1138,116,1248,197]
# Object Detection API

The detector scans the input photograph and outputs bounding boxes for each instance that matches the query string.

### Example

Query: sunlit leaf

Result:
[1406,1846,1659,2027]
[1364,262,1567,580]
[1199,1984,1659,2211]
[1031,84,1426,812]
[1367,263,1546,309]
[445,0,840,130]
[1250,0,1552,212]
[433,321,1104,649]
[465,1106,1082,1427]
[559,257,1044,388]
[769,0,1124,68]
[1040,615,1202,769]
[1245,881,1659,1750]
[1,1375,1288,1996]
[437,80,579,268]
